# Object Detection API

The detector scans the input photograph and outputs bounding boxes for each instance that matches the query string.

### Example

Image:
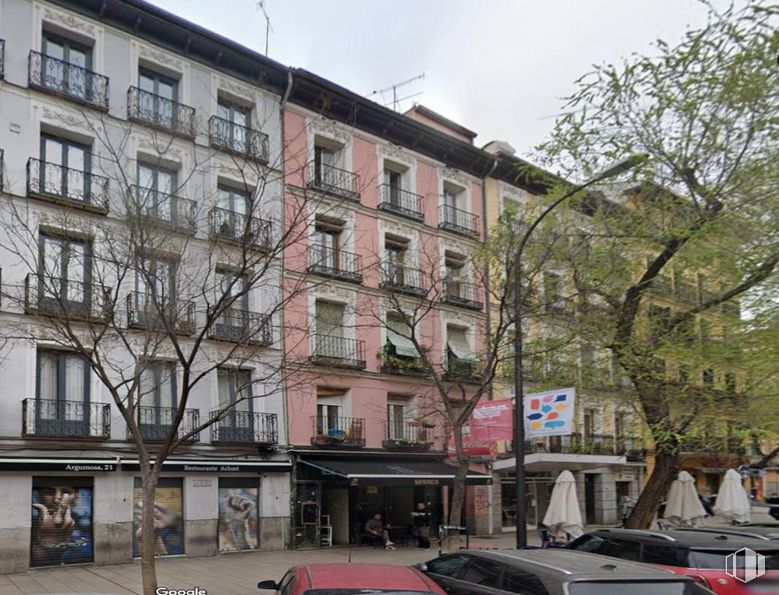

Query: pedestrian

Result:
[410,502,431,549]
[619,495,634,526]
[364,513,395,550]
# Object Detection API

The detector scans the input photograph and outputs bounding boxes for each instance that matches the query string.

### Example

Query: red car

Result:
[258,563,448,595]
[566,528,779,595]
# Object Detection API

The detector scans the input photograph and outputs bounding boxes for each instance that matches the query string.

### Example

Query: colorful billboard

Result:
[218,479,259,552]
[132,478,184,557]
[31,480,93,567]
[524,387,576,437]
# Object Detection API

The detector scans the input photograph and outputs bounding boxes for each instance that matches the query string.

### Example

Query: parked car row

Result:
[257,525,779,595]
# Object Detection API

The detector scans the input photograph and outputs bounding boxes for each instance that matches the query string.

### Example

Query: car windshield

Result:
[689,550,779,570]
[568,582,699,595]
[304,591,435,595]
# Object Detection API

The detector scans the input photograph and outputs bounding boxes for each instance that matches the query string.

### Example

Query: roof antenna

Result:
[370,72,425,112]
[257,1,273,56]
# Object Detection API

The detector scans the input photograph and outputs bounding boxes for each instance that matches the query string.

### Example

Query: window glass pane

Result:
[139,367,156,403]
[64,355,86,402]
[43,139,64,195]
[217,102,230,120]
[426,554,471,577]
[502,568,550,595]
[217,369,232,408]
[44,39,65,60]
[642,545,680,566]
[157,79,174,100]
[157,365,175,409]
[67,47,87,68]
[44,138,64,166]
[139,73,155,92]
[38,352,59,401]
[459,558,503,588]
[138,165,154,189]
[66,242,86,302]
[42,236,64,278]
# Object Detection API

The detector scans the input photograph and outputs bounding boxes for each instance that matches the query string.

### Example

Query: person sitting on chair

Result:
[365,513,395,550]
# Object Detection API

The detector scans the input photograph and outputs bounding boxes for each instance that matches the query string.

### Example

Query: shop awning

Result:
[300,457,491,485]
[386,317,420,358]
[447,327,478,362]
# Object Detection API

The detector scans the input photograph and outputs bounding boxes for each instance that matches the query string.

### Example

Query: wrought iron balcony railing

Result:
[22,398,111,439]
[442,279,482,310]
[445,353,481,382]
[210,307,272,345]
[208,206,272,251]
[129,405,200,442]
[379,261,426,296]
[380,350,428,377]
[25,273,108,321]
[28,50,109,110]
[210,410,278,445]
[523,433,622,455]
[308,244,363,283]
[311,415,365,447]
[126,291,196,335]
[438,204,479,237]
[27,158,110,211]
[679,437,748,456]
[127,86,195,139]
[307,162,360,201]
[132,185,196,233]
[208,116,269,163]
[310,334,366,369]
[378,184,424,221]
[383,420,434,450]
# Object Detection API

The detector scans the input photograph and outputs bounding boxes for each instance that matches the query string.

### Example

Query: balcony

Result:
[524,433,620,455]
[442,279,482,311]
[674,281,698,305]
[127,86,195,139]
[310,334,366,370]
[209,410,278,445]
[379,262,426,296]
[311,415,365,448]
[383,420,434,451]
[615,437,647,461]
[27,158,110,212]
[308,245,363,284]
[132,185,196,233]
[210,308,272,346]
[307,162,360,201]
[22,398,111,439]
[25,273,108,322]
[445,354,481,383]
[208,206,272,251]
[679,437,747,456]
[208,116,269,163]
[126,291,196,335]
[129,406,200,442]
[438,204,479,237]
[378,184,424,221]
[380,351,428,377]
[28,50,109,110]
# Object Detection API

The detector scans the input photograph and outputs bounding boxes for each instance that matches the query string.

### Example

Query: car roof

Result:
[462,549,687,580]
[304,563,431,590]
[677,527,779,541]
[584,528,779,550]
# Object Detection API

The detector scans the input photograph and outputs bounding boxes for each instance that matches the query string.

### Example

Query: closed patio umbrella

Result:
[714,469,751,524]
[664,471,707,527]
[542,470,584,540]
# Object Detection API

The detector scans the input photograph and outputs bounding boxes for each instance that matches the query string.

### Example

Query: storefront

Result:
[291,453,491,549]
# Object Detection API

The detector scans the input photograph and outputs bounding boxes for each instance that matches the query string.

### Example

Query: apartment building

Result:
[0,0,290,572]
[280,98,494,547]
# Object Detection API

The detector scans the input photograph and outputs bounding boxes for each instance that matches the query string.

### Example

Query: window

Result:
[724,372,737,394]
[383,167,403,203]
[42,33,91,99]
[216,99,250,152]
[385,313,419,359]
[425,554,471,577]
[615,412,626,448]
[502,567,550,595]
[315,301,345,338]
[35,350,90,435]
[543,272,562,311]
[642,544,681,566]
[443,183,462,210]
[39,135,90,201]
[459,557,503,589]
[678,364,691,384]
[315,387,344,435]
[444,251,466,280]
[569,535,641,561]
[447,325,476,367]
[138,163,177,221]
[583,409,595,442]
[217,368,252,444]
[138,69,178,125]
[39,233,90,306]
[702,368,715,388]
[136,256,175,303]
[314,144,340,188]
[139,362,177,409]
[387,402,406,440]
[580,342,594,369]
[312,215,345,271]
[649,305,671,334]
[217,185,249,217]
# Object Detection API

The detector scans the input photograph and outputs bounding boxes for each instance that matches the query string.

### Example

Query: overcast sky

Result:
[149,0,713,158]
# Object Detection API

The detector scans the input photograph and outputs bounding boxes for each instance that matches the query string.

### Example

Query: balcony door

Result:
[387,403,405,441]
[383,168,402,205]
[315,301,345,359]
[42,34,91,100]
[38,234,90,315]
[135,256,176,326]
[216,185,249,239]
[217,100,250,153]
[40,135,90,202]
[316,403,341,435]
[138,362,177,440]
[314,145,339,189]
[139,70,177,127]
[36,350,90,437]
[216,270,249,337]
[217,368,253,442]
[138,163,177,222]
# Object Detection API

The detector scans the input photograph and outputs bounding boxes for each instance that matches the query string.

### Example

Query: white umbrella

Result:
[714,469,751,524]
[542,470,584,540]
[664,471,707,527]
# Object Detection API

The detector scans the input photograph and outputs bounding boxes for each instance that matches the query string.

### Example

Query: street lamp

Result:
[512,154,647,549]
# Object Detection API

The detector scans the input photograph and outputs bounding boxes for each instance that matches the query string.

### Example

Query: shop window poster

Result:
[218,485,259,551]
[132,478,184,557]
[31,484,93,567]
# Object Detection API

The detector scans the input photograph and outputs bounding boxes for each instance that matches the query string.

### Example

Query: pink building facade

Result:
[282,99,492,547]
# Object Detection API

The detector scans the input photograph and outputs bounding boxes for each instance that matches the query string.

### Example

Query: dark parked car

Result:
[678,526,779,541]
[419,548,713,595]
[565,528,779,595]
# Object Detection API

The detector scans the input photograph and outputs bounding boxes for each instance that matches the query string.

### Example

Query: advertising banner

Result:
[218,478,259,552]
[132,477,184,557]
[524,387,575,437]
[31,479,93,567]
[470,400,513,442]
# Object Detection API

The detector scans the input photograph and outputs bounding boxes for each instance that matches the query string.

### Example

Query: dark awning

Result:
[299,457,491,485]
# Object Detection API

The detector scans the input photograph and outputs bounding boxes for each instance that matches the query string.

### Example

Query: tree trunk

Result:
[140,470,159,595]
[446,425,469,553]
[624,450,678,529]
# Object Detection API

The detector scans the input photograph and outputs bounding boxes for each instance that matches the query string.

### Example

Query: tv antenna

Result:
[370,72,425,112]
[257,1,273,56]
